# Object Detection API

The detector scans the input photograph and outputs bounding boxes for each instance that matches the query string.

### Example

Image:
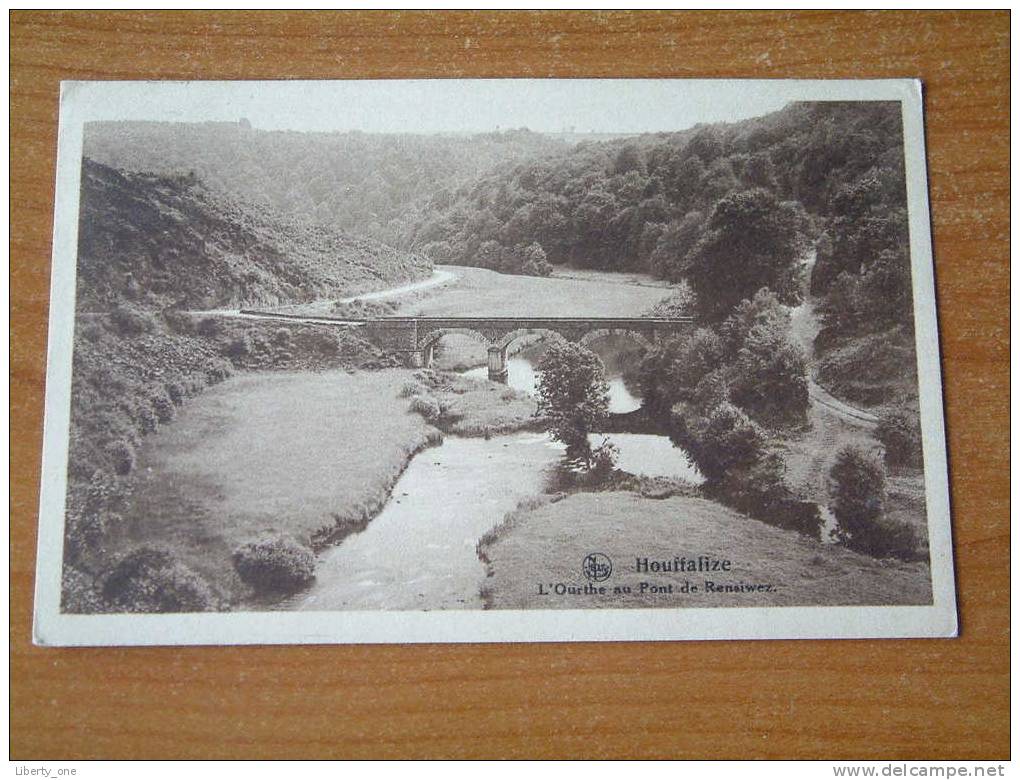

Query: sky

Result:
[66,79,808,135]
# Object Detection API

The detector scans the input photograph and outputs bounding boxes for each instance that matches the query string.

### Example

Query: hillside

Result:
[63,161,426,610]
[82,122,567,248]
[76,158,431,311]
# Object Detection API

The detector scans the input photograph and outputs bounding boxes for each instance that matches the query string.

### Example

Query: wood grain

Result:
[10,11,1009,759]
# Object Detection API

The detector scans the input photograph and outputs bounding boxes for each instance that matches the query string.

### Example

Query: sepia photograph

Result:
[33,79,955,644]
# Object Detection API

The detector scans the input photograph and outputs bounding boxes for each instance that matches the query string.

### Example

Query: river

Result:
[292,336,702,612]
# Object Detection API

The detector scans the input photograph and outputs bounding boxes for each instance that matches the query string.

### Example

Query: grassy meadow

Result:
[394,266,672,318]
[478,492,934,610]
[103,367,539,607]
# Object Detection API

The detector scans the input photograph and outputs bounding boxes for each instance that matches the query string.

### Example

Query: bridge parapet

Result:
[361,316,694,379]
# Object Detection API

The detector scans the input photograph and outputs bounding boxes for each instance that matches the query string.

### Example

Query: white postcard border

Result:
[33,78,958,646]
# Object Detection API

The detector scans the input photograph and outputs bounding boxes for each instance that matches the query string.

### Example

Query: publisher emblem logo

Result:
[582,553,613,582]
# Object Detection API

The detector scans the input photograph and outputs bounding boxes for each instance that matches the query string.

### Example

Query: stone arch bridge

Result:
[363,316,694,381]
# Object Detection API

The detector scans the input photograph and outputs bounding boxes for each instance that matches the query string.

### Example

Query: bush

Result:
[165,379,187,406]
[162,309,196,335]
[768,499,824,540]
[232,536,316,592]
[196,317,224,338]
[102,547,216,613]
[135,400,159,434]
[719,450,788,514]
[409,395,441,421]
[650,280,698,317]
[273,327,293,346]
[108,304,157,337]
[663,328,725,403]
[205,357,233,383]
[105,439,136,475]
[858,515,921,560]
[876,408,923,468]
[61,566,106,613]
[64,504,109,563]
[828,445,915,557]
[399,380,427,398]
[586,437,620,483]
[79,319,107,342]
[150,388,176,423]
[223,333,253,360]
[308,330,340,357]
[688,403,768,484]
[729,318,809,426]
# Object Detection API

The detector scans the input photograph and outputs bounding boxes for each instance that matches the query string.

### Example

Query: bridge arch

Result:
[494,328,571,353]
[578,328,655,353]
[418,327,492,352]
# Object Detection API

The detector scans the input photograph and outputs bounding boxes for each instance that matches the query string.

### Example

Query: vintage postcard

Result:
[34,79,956,645]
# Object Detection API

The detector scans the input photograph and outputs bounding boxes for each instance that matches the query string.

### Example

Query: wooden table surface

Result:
[10,11,1010,759]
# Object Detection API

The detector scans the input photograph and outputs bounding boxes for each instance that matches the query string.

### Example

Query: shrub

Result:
[232,536,316,592]
[730,319,809,426]
[91,409,140,448]
[587,437,620,483]
[64,504,109,563]
[105,439,136,476]
[79,319,106,342]
[150,388,176,423]
[308,330,340,357]
[690,368,730,414]
[650,280,698,317]
[661,328,725,403]
[162,309,196,335]
[409,395,442,421]
[876,408,923,468]
[205,357,233,383]
[688,403,768,485]
[719,450,788,514]
[135,400,159,434]
[223,333,254,360]
[108,304,157,337]
[768,499,824,540]
[828,445,915,557]
[165,379,187,406]
[273,327,293,346]
[61,566,106,613]
[399,380,427,398]
[196,317,224,337]
[102,547,216,613]
[858,516,921,560]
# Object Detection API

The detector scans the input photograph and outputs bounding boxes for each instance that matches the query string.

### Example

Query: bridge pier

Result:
[487,346,508,383]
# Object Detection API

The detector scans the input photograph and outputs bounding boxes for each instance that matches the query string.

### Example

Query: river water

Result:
[294,336,701,612]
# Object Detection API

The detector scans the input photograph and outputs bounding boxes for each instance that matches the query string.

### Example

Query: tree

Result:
[828,445,885,546]
[649,211,704,282]
[875,408,923,468]
[536,341,610,466]
[719,288,790,359]
[649,280,698,319]
[730,318,809,427]
[687,188,808,321]
[519,242,552,277]
[687,402,769,485]
[829,445,919,559]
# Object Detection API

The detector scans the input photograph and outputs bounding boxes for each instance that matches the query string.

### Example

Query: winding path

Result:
[189,267,458,323]
[784,250,879,506]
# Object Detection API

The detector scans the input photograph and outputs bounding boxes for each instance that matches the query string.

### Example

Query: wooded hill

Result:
[76,158,431,312]
[82,121,567,250]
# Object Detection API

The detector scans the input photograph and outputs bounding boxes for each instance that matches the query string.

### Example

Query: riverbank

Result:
[478,492,934,609]
[103,367,539,608]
